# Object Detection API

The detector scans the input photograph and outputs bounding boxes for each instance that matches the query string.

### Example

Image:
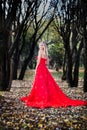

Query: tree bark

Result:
[65,42,73,87]
[18,40,36,80]
[0,32,11,90]
[73,55,79,87]
[62,50,67,80]
[67,55,73,87]
[82,0,87,92]
[83,28,87,92]
[73,40,83,87]
[0,0,22,91]
[12,45,19,80]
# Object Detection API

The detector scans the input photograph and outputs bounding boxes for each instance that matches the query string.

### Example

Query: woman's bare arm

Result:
[35,50,41,74]
[46,57,49,65]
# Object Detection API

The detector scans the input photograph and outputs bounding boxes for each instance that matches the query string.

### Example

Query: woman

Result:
[20,41,87,108]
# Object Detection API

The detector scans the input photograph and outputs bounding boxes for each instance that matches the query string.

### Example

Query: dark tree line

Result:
[53,0,87,92]
[0,0,57,91]
[0,0,87,92]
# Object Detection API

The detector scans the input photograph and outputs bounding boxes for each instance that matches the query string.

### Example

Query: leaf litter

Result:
[0,79,87,130]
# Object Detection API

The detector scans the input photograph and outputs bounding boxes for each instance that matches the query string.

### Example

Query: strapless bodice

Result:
[40,57,47,64]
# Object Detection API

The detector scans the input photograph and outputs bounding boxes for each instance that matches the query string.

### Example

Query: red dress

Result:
[20,57,87,108]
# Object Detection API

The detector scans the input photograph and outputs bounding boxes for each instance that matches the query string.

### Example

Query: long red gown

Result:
[20,57,87,108]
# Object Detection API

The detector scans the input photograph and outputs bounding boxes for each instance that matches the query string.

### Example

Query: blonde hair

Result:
[39,41,48,57]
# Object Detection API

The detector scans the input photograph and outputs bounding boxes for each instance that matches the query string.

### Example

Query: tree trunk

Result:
[83,66,87,92]
[82,0,87,92]
[18,41,36,80]
[7,58,14,91]
[18,53,34,80]
[0,54,7,90]
[62,50,67,80]
[0,33,11,90]
[64,41,73,87]
[12,44,19,80]
[73,56,79,87]
[67,55,73,87]
[83,30,87,92]
[73,40,83,87]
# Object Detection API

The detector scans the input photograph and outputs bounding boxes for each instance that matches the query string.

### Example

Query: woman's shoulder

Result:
[36,55,48,60]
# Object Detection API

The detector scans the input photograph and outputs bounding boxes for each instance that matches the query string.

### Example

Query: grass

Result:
[24,69,63,79]
[24,69,84,80]
[24,69,35,79]
[79,72,84,78]
[51,71,63,78]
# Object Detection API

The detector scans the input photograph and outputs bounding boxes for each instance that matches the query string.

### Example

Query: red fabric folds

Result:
[20,58,87,108]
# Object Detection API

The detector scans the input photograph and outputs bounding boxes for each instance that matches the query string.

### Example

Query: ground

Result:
[0,70,87,130]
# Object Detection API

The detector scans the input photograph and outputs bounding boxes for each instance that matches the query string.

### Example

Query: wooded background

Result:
[0,0,87,92]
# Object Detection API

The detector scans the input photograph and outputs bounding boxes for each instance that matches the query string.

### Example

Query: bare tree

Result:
[53,0,84,88]
[0,0,22,90]
[82,0,87,92]
[0,0,57,90]
[18,0,57,80]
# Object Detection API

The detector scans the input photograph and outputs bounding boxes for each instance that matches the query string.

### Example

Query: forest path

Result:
[0,75,87,130]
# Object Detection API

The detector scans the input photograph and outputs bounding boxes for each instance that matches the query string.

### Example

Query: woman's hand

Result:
[46,57,49,65]
[35,66,37,75]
